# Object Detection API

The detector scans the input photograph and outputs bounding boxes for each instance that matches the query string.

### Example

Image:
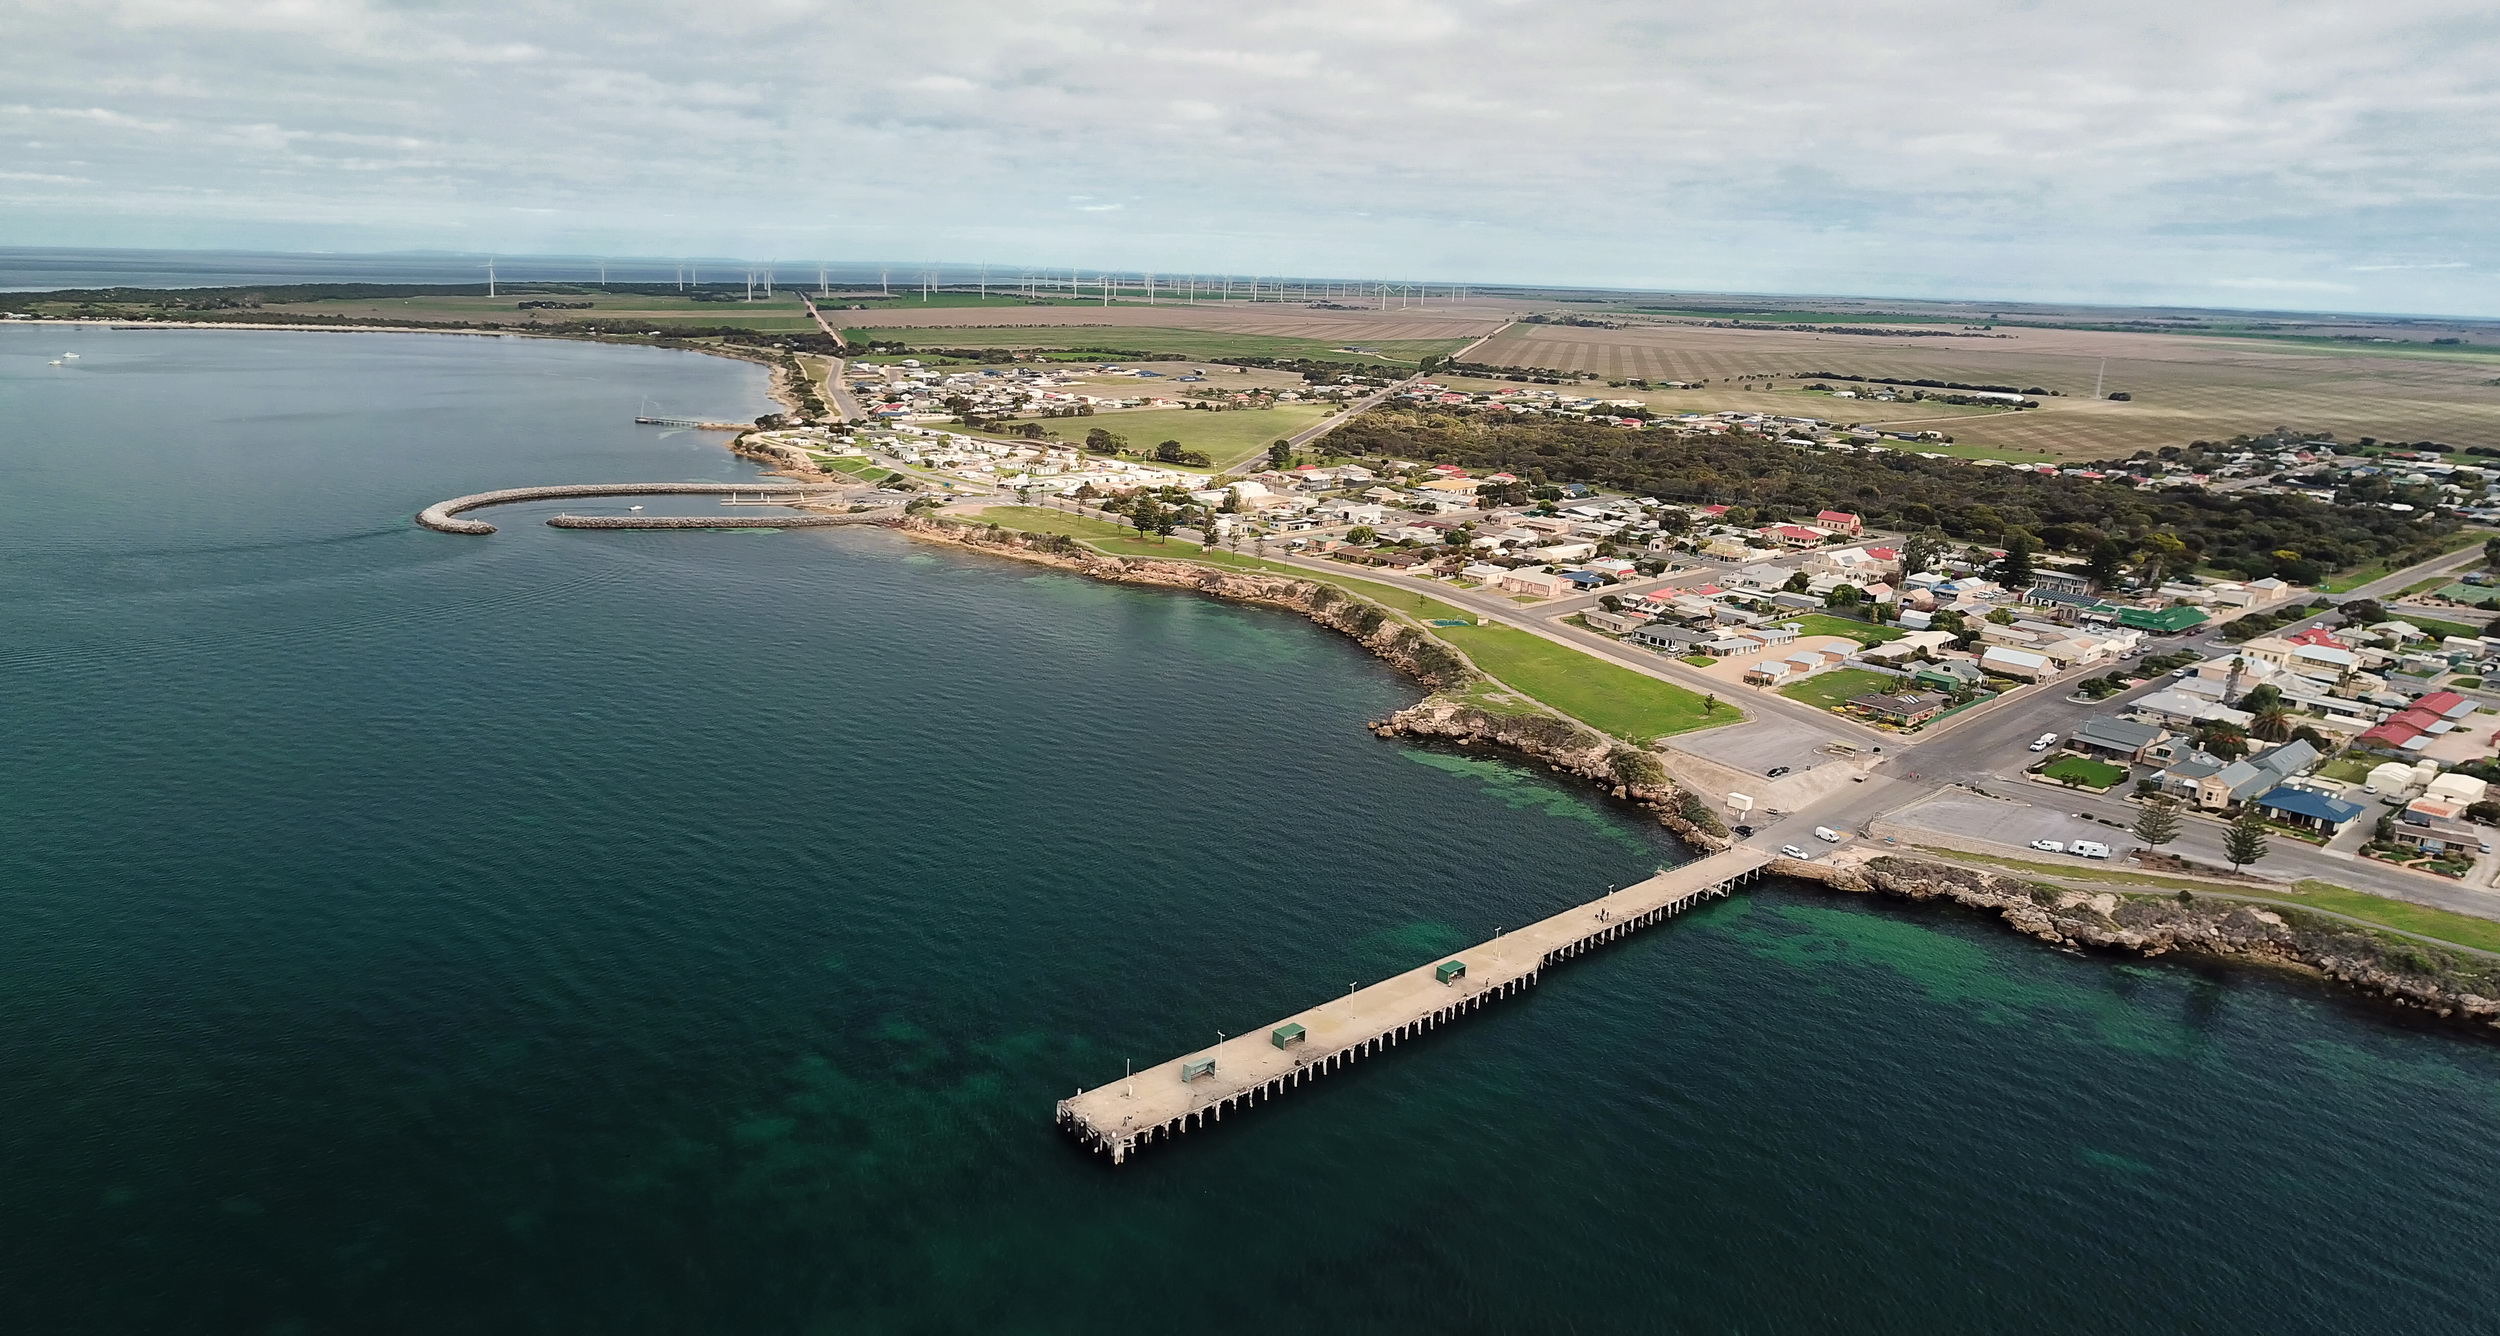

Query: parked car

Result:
[1780,845,1809,859]
[1813,826,1844,843]
[1733,825,1755,837]
[2030,839,2065,853]
[1767,765,1792,778]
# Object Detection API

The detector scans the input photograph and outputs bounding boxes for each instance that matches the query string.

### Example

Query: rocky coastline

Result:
[1792,856,2500,1028]
[887,514,2500,1033]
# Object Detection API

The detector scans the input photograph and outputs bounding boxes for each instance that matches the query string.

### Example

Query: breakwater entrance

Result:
[416,483,840,534]
[1057,847,1774,1165]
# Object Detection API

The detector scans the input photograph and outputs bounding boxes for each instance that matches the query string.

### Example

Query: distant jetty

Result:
[415,483,836,534]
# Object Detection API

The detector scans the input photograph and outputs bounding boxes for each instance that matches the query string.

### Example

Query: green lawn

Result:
[966,404,1337,472]
[972,506,1725,741]
[2401,613,2484,641]
[2286,882,2500,954]
[2318,755,2381,785]
[1429,623,1732,743]
[2318,530,2491,593]
[1778,667,1900,711]
[2042,756,2128,789]
[1784,613,1905,645]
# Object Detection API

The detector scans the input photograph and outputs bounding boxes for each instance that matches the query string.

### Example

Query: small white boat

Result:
[49,359,62,366]
[61,352,78,359]
[628,504,644,511]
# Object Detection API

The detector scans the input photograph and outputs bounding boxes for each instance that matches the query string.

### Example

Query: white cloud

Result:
[0,0,2494,314]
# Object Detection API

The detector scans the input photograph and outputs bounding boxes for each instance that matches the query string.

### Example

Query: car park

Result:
[2030,839,2065,853]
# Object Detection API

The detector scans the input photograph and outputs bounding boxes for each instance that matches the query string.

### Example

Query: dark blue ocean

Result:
[4,325,2497,1333]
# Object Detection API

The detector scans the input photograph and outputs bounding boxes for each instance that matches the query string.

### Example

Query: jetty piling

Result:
[1056,846,1773,1165]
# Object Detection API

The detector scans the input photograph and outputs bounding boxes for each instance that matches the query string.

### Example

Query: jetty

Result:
[416,483,838,534]
[635,414,750,430]
[1056,846,1774,1165]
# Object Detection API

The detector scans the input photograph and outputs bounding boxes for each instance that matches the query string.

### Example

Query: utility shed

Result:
[1181,1058,1217,1082]
[1271,1023,1307,1049]
[1435,960,1468,985]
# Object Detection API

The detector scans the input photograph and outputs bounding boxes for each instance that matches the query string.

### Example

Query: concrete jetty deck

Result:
[1057,846,1774,1164]
[416,483,836,534]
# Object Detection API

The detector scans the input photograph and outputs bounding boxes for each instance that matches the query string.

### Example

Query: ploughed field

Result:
[1467,321,2500,461]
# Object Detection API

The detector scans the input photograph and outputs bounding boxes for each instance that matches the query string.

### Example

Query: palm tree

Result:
[2250,703,2295,743]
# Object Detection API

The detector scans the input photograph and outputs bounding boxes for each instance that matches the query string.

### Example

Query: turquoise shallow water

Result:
[5,326,2500,1333]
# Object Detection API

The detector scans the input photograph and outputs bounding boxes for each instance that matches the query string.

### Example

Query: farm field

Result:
[963,404,1335,472]
[844,323,1471,365]
[264,292,829,331]
[1466,320,2500,461]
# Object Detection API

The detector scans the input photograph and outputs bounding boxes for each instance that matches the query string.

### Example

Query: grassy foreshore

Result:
[970,506,1728,746]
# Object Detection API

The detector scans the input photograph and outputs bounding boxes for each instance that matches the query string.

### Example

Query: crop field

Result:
[962,404,1335,471]
[843,321,1473,365]
[1466,320,2500,461]
[241,292,833,331]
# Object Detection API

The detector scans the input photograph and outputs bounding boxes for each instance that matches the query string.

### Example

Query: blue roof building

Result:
[2254,786,2367,832]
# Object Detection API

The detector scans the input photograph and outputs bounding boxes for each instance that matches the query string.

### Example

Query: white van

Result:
[2071,840,2111,860]
[1813,826,1845,843]
[2029,733,2059,752]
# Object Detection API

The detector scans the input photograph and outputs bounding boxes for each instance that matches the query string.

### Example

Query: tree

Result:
[1267,440,1291,468]
[1991,531,2035,587]
[1702,693,1721,715]
[1901,528,1946,577]
[2137,532,2190,588]
[1345,525,1377,545]
[2250,703,2295,742]
[1783,570,1812,593]
[2134,794,2182,849]
[2224,806,2270,872]
[2238,683,2282,711]
[2194,720,2250,761]
[1599,594,1624,613]
[1986,606,2017,625]
[2339,598,2385,626]
[2483,534,2500,569]
[1826,584,1863,609]
[2083,538,2127,589]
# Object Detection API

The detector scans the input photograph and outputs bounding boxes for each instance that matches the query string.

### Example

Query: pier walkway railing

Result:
[1057,846,1774,1165]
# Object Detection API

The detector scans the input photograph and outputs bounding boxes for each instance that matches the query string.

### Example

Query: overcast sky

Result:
[4,0,2495,314]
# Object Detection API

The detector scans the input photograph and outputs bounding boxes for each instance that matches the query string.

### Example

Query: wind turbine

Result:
[484,258,497,298]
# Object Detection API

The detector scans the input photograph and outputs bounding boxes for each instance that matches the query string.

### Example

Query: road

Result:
[798,296,867,420]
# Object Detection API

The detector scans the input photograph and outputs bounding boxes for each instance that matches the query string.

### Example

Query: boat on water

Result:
[628,505,644,511]
[61,352,78,359]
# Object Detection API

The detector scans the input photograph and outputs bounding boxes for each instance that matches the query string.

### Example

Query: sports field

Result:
[1466,320,2500,462]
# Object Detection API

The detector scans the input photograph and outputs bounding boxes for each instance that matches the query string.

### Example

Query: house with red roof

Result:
[1814,510,1864,536]
[1763,524,1831,548]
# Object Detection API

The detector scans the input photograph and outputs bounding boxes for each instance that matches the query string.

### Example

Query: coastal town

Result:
[723,359,2500,932]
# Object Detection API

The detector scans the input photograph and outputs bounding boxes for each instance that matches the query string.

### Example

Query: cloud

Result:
[0,0,2495,313]
[2211,278,2360,293]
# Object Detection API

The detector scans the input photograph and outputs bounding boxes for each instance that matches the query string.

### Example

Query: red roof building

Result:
[1814,510,1864,535]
